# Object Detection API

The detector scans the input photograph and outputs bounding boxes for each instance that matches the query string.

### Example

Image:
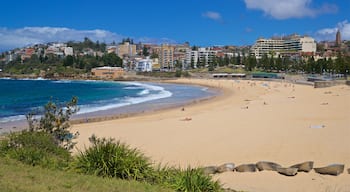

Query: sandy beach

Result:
[72,78,350,192]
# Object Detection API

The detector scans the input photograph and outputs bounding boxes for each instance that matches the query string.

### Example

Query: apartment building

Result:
[198,47,217,67]
[251,35,316,59]
[185,49,198,68]
[117,42,137,58]
[159,44,174,70]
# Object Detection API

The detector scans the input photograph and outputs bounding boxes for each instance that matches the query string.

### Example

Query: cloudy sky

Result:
[0,0,349,52]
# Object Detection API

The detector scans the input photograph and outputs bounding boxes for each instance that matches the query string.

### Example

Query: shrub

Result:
[163,167,222,192]
[26,96,79,150]
[0,131,71,169]
[74,135,154,181]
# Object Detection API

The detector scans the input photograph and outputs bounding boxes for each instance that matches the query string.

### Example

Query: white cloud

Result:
[315,20,350,41]
[0,27,176,52]
[202,11,223,22]
[244,0,338,19]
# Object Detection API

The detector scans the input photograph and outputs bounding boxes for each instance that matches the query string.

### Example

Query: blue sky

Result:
[0,0,349,51]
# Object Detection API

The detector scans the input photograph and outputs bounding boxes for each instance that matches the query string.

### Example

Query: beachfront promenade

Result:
[72,78,350,192]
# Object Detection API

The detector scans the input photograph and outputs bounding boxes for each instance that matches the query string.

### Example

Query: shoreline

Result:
[0,79,219,133]
[72,78,350,192]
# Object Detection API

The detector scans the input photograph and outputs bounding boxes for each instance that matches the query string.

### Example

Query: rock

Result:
[314,164,344,176]
[235,164,256,172]
[217,163,235,173]
[256,161,282,171]
[202,166,218,175]
[290,161,314,172]
[276,167,298,176]
[348,168,350,174]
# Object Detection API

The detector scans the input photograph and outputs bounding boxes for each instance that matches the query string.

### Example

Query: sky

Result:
[0,0,349,52]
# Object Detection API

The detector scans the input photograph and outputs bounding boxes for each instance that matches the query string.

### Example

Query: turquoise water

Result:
[0,78,172,123]
[0,78,215,127]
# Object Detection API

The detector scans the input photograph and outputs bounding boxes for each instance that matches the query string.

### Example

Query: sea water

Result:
[0,78,216,130]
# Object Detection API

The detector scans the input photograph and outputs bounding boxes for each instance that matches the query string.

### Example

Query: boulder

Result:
[348,168,350,174]
[276,167,298,176]
[235,164,256,172]
[256,161,282,171]
[217,163,235,173]
[290,161,314,172]
[202,166,218,175]
[314,164,344,176]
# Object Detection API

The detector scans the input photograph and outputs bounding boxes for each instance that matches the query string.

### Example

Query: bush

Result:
[161,167,222,192]
[74,135,154,181]
[26,96,79,150]
[0,131,71,169]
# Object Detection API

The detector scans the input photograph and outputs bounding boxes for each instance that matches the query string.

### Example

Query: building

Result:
[336,29,341,47]
[250,34,317,59]
[64,47,74,56]
[91,66,124,79]
[159,44,174,70]
[21,48,35,60]
[136,57,153,72]
[198,47,217,67]
[117,42,137,58]
[185,49,198,69]
[107,46,117,54]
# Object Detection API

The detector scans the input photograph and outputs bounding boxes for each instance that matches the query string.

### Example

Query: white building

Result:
[198,48,217,67]
[185,50,198,68]
[64,47,74,56]
[136,58,153,72]
[251,35,317,59]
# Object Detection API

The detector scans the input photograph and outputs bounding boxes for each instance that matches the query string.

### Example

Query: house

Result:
[136,58,153,72]
[91,66,125,79]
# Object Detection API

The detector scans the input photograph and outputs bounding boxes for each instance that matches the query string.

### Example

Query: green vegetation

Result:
[75,136,154,181]
[0,131,71,169]
[161,167,222,192]
[26,96,79,150]
[0,98,225,192]
[0,157,172,192]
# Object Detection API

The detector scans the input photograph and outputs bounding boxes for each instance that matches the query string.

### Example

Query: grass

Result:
[0,157,172,192]
[0,131,225,192]
[74,136,154,181]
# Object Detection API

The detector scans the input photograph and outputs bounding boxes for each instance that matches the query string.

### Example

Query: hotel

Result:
[250,34,316,59]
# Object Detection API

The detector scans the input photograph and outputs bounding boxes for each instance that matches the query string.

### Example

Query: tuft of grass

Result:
[165,167,223,192]
[74,136,154,181]
[0,156,172,192]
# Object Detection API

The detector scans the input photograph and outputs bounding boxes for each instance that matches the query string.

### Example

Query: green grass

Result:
[0,157,172,192]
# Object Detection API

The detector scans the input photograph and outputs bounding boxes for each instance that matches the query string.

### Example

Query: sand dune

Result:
[72,78,350,192]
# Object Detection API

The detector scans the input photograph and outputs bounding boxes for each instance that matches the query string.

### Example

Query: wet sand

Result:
[72,78,350,192]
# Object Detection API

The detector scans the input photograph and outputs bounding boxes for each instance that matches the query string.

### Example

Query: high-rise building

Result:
[336,29,341,47]
[250,34,316,59]
[159,44,174,70]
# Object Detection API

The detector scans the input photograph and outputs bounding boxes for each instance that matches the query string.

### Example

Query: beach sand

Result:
[72,78,350,192]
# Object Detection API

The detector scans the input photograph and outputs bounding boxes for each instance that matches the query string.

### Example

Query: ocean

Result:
[0,78,216,131]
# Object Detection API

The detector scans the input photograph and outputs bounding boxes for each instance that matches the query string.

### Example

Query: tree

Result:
[142,47,149,57]
[63,55,74,67]
[190,57,195,69]
[245,55,257,71]
[334,52,346,75]
[275,55,282,72]
[26,97,79,150]
[260,54,269,71]
[103,53,122,67]
[208,62,214,71]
